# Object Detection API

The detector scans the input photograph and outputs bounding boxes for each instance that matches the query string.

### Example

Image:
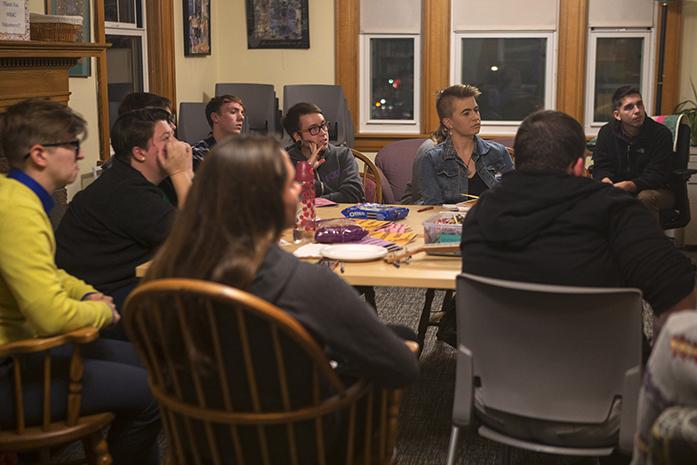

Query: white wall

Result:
[215,0,335,105]
[679,1,697,105]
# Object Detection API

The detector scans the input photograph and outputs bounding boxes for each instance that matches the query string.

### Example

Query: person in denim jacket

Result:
[419,84,514,205]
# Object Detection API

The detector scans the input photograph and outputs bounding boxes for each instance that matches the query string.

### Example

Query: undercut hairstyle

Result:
[612,86,642,111]
[0,99,87,169]
[146,135,288,288]
[118,92,172,115]
[514,110,586,173]
[433,84,482,143]
[111,107,171,161]
[205,95,245,128]
[282,102,324,139]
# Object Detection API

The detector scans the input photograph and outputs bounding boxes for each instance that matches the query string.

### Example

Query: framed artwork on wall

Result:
[45,0,91,77]
[245,0,309,49]
[183,0,211,56]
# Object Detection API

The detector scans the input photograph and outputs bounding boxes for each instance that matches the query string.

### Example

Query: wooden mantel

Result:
[0,40,109,58]
[0,40,111,158]
[0,41,110,107]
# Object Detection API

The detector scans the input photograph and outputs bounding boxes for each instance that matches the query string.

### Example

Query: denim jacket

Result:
[419,137,514,205]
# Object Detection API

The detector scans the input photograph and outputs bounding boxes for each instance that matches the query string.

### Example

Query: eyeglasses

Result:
[301,121,330,136]
[24,139,81,160]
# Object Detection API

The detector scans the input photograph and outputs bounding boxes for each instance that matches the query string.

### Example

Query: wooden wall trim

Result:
[556,0,588,123]
[421,0,450,134]
[146,0,177,109]
[335,0,360,130]
[93,0,110,160]
[656,0,683,115]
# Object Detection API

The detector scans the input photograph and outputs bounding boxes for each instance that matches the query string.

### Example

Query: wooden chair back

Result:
[0,328,114,464]
[351,149,383,203]
[124,278,406,465]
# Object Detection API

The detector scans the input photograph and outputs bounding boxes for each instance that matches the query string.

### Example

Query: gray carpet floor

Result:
[51,250,697,464]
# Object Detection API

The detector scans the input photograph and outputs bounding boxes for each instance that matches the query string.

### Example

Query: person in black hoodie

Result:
[461,109,695,324]
[592,86,673,220]
[459,109,696,449]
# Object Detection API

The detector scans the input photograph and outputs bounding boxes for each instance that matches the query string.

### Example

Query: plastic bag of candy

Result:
[314,219,369,244]
[341,203,409,221]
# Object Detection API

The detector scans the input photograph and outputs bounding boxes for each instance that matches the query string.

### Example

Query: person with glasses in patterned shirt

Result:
[283,102,365,203]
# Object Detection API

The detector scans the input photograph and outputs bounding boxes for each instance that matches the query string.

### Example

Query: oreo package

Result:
[341,203,409,221]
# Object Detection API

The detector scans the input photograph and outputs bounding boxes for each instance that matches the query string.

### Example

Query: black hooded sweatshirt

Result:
[460,171,694,315]
[591,117,672,191]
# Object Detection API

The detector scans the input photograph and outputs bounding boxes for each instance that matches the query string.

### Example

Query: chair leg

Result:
[39,448,50,465]
[446,425,461,465]
[83,432,113,465]
[364,286,377,312]
[417,289,437,355]
[500,445,511,465]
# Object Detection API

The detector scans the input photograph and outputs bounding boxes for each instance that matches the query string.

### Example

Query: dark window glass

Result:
[105,0,117,22]
[460,37,547,122]
[370,38,415,121]
[593,37,644,122]
[106,35,144,128]
[118,0,135,23]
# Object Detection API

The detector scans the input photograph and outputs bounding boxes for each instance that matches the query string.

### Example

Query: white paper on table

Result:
[293,243,327,258]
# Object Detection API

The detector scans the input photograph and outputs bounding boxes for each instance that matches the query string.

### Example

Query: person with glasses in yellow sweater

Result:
[0,99,160,465]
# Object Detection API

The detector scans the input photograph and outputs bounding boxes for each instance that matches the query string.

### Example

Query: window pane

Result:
[118,0,136,23]
[593,38,643,122]
[460,38,547,121]
[106,35,144,128]
[370,38,415,120]
[105,0,117,22]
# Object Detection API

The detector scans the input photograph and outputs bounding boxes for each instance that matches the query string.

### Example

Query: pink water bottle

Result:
[293,161,316,242]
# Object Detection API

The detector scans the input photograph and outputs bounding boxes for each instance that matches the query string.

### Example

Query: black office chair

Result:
[656,114,696,230]
[587,115,696,231]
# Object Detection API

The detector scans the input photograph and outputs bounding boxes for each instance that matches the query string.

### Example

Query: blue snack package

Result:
[341,203,409,221]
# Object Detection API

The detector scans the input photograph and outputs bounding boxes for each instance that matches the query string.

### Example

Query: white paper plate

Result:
[320,244,387,262]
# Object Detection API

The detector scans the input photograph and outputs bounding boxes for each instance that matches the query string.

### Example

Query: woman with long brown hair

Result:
[143,135,419,462]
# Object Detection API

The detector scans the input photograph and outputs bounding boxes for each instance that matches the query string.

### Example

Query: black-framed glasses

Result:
[302,121,330,136]
[24,139,81,160]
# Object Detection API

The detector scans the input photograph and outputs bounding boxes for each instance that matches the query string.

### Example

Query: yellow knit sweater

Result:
[0,176,113,344]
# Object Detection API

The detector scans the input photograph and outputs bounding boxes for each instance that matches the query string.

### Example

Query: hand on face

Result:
[158,138,193,177]
[305,141,326,170]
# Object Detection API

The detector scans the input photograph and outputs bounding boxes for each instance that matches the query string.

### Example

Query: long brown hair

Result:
[145,135,288,289]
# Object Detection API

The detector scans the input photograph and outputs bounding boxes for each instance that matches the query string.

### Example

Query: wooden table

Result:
[137,204,461,288]
[285,204,460,290]
[136,204,461,351]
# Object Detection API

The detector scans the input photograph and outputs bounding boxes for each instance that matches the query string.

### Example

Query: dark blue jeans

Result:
[0,338,160,465]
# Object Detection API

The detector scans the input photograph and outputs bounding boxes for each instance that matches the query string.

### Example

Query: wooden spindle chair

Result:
[124,279,415,465]
[351,149,383,204]
[0,327,114,465]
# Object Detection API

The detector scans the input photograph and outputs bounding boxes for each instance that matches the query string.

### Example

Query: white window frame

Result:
[451,31,557,135]
[359,34,421,135]
[105,0,149,92]
[584,28,655,134]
